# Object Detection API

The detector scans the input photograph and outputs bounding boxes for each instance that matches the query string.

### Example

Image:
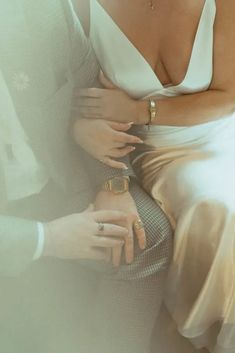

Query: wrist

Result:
[135,100,149,125]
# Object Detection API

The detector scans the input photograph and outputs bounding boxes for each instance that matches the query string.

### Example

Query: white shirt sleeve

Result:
[33,222,45,260]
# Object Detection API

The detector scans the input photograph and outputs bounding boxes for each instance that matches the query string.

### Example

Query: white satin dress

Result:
[90,0,235,352]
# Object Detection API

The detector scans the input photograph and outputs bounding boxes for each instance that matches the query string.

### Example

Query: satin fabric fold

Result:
[133,120,235,352]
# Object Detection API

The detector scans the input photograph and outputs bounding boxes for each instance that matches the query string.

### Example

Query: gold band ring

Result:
[97,222,105,232]
[133,219,144,231]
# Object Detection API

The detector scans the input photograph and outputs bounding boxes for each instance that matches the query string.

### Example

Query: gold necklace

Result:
[149,0,155,10]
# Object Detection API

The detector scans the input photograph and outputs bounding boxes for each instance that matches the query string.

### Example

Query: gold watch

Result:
[102,176,130,194]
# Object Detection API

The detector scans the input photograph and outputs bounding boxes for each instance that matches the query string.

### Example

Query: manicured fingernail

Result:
[128,122,134,125]
[137,139,144,144]
[130,146,136,151]
[123,165,129,170]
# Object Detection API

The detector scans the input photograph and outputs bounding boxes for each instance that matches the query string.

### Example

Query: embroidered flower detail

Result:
[12,72,30,91]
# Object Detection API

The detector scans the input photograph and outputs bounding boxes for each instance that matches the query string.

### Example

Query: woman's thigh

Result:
[149,145,235,222]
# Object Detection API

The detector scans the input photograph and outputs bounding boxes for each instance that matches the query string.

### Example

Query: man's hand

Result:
[95,191,146,267]
[43,206,128,261]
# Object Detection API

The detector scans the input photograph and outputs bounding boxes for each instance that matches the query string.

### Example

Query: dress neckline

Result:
[93,0,209,89]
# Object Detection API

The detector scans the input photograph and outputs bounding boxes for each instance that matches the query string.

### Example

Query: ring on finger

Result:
[97,222,105,232]
[133,219,144,231]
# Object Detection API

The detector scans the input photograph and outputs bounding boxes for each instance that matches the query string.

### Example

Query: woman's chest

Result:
[97,0,207,86]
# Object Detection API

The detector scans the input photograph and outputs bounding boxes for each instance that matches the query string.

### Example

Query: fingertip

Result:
[125,247,134,264]
[123,122,134,130]
[111,163,126,169]
[115,164,127,170]
[113,253,122,267]
[121,124,132,131]
[126,255,134,264]
[139,231,146,249]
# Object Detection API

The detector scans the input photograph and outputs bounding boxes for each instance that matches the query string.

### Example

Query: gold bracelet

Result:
[148,99,157,127]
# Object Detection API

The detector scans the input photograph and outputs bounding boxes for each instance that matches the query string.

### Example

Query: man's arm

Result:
[0,216,38,277]
[63,0,99,88]
[0,208,130,276]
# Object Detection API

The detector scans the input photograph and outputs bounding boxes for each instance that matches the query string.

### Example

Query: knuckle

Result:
[109,148,119,157]
[111,132,118,140]
[128,213,137,221]
[126,232,134,241]
[116,132,126,141]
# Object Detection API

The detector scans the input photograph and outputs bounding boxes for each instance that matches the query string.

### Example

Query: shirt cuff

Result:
[33,222,45,261]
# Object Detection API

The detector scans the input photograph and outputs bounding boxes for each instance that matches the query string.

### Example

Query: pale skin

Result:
[75,0,235,129]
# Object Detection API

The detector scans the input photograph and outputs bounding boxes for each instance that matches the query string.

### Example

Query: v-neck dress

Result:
[90,0,235,351]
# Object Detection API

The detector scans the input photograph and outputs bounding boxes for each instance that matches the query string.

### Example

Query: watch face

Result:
[112,178,126,193]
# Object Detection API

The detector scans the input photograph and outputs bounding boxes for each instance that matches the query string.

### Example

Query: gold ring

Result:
[133,219,144,230]
[97,222,105,232]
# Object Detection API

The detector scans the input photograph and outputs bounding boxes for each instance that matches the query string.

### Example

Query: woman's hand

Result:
[73,118,143,169]
[43,205,129,264]
[75,72,140,124]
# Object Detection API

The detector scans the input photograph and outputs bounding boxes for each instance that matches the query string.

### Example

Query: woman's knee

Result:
[187,195,235,221]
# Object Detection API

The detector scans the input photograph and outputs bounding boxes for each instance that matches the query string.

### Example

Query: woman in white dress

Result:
[75,0,235,352]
